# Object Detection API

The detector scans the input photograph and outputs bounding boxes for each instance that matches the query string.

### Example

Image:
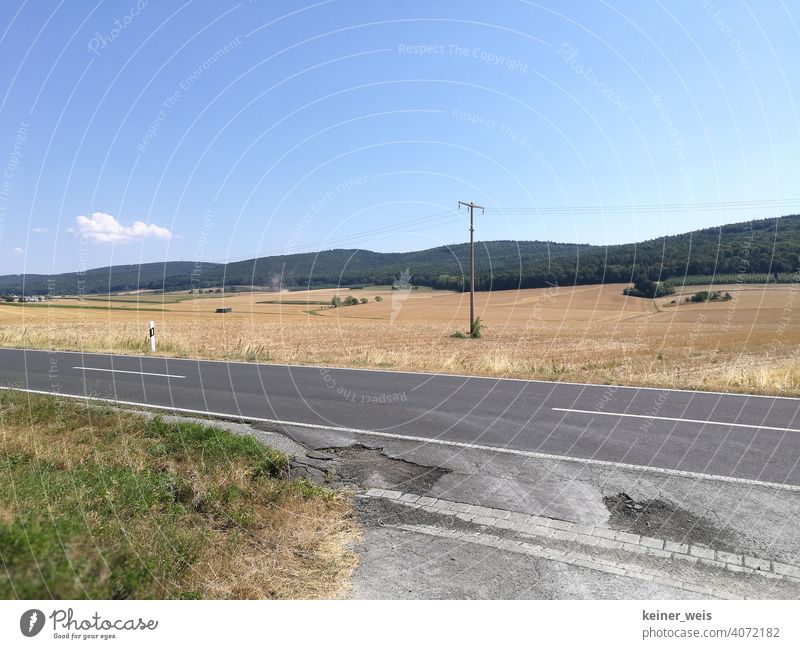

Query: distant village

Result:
[2,294,52,303]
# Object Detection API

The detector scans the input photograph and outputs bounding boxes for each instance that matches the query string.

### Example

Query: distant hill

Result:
[2,215,799,295]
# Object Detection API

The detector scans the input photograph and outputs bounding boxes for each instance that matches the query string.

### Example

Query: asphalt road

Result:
[2,347,799,487]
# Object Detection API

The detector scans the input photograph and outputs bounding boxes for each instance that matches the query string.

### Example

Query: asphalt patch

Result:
[603,492,739,551]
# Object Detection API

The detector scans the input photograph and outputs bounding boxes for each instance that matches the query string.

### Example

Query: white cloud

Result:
[73,212,172,243]
[13,247,23,255]
[32,227,50,233]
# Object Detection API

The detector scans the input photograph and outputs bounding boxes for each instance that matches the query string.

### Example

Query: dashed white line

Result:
[553,407,800,433]
[73,366,185,379]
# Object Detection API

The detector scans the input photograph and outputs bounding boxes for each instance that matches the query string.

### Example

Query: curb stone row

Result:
[363,488,800,583]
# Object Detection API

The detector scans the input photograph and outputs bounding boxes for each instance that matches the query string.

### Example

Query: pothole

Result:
[289,443,450,494]
[324,445,450,493]
[603,492,738,551]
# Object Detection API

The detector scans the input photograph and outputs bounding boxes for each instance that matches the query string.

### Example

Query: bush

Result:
[470,317,483,339]
[623,276,675,299]
[689,290,731,303]
[374,296,383,302]
[344,295,359,306]
[359,297,368,304]
[331,296,342,308]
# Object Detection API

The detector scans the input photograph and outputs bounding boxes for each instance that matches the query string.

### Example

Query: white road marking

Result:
[553,407,800,434]
[72,366,185,379]
[1,385,798,492]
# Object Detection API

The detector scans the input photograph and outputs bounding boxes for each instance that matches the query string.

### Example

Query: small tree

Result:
[374,296,383,302]
[331,295,342,308]
[359,297,369,304]
[344,295,359,306]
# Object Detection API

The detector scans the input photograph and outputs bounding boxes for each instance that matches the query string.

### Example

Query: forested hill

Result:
[2,215,798,295]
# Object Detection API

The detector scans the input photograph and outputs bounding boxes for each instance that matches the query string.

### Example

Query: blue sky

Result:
[0,0,798,274]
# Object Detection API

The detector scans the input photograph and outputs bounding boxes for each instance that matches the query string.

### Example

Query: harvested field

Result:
[1,283,799,396]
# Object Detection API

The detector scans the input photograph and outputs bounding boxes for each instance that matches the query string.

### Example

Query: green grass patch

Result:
[0,391,352,599]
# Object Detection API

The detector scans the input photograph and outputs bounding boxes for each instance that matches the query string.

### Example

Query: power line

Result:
[485,198,800,215]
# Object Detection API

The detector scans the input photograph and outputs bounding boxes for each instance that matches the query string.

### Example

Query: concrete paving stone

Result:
[551,530,578,542]
[594,537,623,550]
[620,542,648,555]
[526,524,554,538]
[772,562,800,579]
[507,511,532,524]
[433,499,455,510]
[640,536,665,550]
[616,531,641,545]
[422,506,439,514]
[399,493,420,503]
[716,550,743,566]
[528,515,552,527]
[542,547,568,560]
[664,540,689,554]
[602,565,627,576]
[493,519,514,530]
[448,501,473,513]
[645,547,672,559]
[653,577,685,590]
[416,496,437,507]
[760,571,783,580]
[455,512,475,522]
[689,545,716,560]
[366,488,385,497]
[548,519,574,531]
[468,505,494,517]
[697,558,727,570]
[472,516,495,526]
[592,527,618,541]
[486,507,511,519]
[743,556,771,571]
[570,524,596,536]
[577,535,599,547]
[382,490,402,500]
[630,572,654,582]
[572,559,595,570]
[725,564,751,575]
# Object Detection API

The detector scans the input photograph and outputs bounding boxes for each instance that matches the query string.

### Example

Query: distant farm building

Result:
[215,307,232,313]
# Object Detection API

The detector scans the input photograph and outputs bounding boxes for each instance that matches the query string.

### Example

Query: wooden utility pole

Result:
[458,201,484,335]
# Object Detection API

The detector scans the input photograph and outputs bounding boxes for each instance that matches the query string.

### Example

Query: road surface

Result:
[1,347,798,488]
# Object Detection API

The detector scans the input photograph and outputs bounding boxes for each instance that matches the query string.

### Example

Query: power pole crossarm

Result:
[458,201,485,336]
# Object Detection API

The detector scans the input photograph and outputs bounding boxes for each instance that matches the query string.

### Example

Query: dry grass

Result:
[3,283,800,395]
[0,391,358,599]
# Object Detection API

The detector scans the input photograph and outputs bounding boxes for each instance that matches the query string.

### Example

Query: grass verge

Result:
[0,391,358,599]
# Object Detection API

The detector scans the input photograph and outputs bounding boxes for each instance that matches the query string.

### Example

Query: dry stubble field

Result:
[1,282,799,396]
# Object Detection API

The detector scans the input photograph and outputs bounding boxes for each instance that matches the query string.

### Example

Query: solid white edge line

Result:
[553,407,800,434]
[73,366,185,379]
[2,385,798,493]
[5,345,800,402]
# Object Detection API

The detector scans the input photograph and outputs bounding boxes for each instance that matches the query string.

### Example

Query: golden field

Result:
[2,283,800,395]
